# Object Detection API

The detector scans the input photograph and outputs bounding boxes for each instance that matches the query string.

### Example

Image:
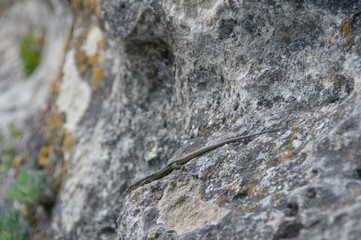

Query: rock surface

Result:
[2,0,361,239]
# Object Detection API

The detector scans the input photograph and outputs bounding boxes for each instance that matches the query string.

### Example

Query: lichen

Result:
[38,146,50,167]
[340,16,353,49]
[280,152,293,162]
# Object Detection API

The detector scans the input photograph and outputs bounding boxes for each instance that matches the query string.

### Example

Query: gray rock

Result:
[2,0,361,239]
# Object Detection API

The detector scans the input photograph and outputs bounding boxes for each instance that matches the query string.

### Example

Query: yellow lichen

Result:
[271,193,279,202]
[331,75,340,85]
[275,148,281,155]
[70,0,99,16]
[76,50,87,64]
[340,17,354,49]
[87,54,97,65]
[340,17,351,38]
[46,113,63,129]
[280,31,288,40]
[198,127,208,137]
[242,204,253,212]
[280,152,293,162]
[285,142,293,150]
[38,146,50,167]
[45,112,64,141]
[78,64,88,75]
[91,65,103,83]
[97,36,106,49]
[245,183,254,194]
[226,79,231,92]
[253,171,262,180]
[63,130,72,152]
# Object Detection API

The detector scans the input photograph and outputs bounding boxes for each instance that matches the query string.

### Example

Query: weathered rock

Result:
[2,0,361,239]
[99,1,361,239]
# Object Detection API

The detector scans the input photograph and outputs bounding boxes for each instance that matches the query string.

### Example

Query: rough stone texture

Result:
[2,0,361,239]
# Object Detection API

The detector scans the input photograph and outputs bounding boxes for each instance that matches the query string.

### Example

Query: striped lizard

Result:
[125,128,281,194]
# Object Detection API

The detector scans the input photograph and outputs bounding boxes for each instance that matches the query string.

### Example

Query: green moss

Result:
[18,33,44,77]
[5,167,45,205]
[0,208,26,240]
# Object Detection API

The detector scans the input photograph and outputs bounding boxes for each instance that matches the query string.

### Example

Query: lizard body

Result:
[125,128,280,194]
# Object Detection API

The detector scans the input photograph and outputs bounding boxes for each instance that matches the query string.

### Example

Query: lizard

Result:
[125,128,281,194]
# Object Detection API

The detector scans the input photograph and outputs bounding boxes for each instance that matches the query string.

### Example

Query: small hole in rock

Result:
[285,202,299,216]
[306,188,317,198]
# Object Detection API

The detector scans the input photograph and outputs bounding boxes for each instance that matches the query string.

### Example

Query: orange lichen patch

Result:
[46,112,63,130]
[227,183,233,191]
[63,130,73,152]
[91,65,103,85]
[280,152,293,162]
[38,146,50,167]
[45,112,64,141]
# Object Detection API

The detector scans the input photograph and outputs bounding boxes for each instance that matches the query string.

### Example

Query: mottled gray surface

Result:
[2,0,361,239]
[98,1,361,239]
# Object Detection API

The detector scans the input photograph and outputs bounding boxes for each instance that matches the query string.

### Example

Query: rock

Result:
[2,0,361,239]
